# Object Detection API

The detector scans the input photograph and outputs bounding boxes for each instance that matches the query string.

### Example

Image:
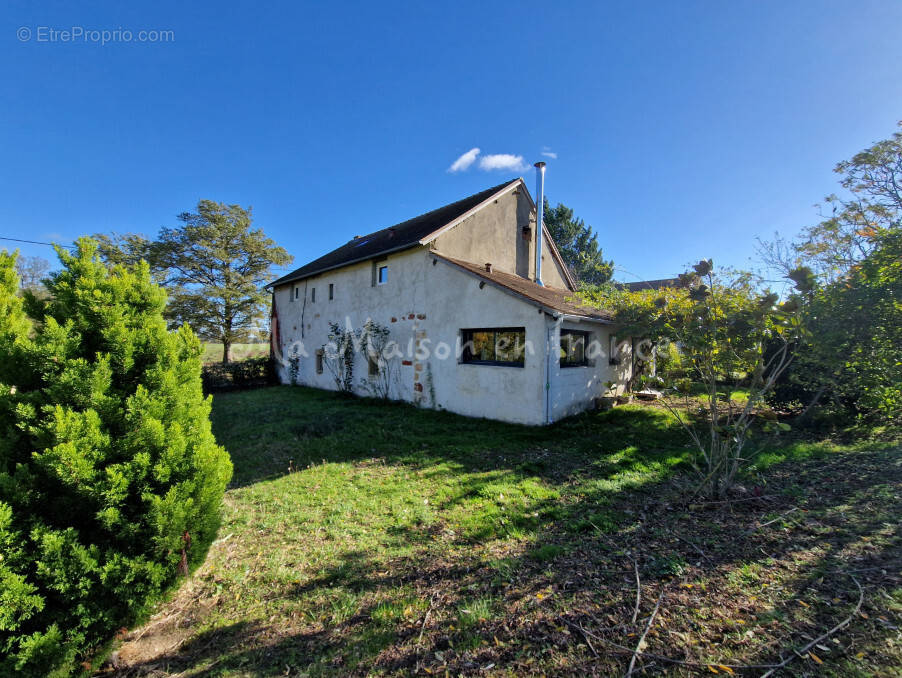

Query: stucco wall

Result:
[431,187,572,291]
[432,188,532,279]
[270,191,624,425]
[273,248,428,402]
[546,320,632,421]
[538,227,572,290]
[423,255,547,425]
[273,248,550,425]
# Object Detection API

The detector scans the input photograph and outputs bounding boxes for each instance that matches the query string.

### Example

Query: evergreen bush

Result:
[0,240,232,676]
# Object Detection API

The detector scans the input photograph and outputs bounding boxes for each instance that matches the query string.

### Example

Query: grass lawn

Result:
[105,387,901,677]
[202,343,269,364]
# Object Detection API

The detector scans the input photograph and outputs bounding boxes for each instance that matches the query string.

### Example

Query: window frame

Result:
[559,329,591,368]
[371,258,388,286]
[609,334,622,365]
[377,265,388,285]
[460,327,526,368]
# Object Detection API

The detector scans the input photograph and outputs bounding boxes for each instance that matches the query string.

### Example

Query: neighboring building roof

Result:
[269,180,519,287]
[621,278,680,292]
[433,254,613,322]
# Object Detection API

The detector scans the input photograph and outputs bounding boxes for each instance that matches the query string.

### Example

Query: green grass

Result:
[108,387,902,677]
[201,342,269,364]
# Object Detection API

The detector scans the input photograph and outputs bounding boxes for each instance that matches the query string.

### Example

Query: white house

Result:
[267,169,633,425]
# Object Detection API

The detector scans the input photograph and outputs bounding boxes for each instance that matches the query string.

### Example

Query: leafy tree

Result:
[543,198,614,285]
[777,228,902,421]
[760,123,901,422]
[0,251,30,373]
[587,261,807,499]
[153,200,292,364]
[0,241,232,676]
[92,233,156,271]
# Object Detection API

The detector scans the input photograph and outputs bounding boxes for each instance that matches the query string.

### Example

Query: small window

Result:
[560,330,589,367]
[609,334,621,365]
[372,259,388,286]
[368,355,379,377]
[328,283,334,300]
[461,327,526,367]
[315,349,324,374]
[311,287,316,303]
[293,286,299,301]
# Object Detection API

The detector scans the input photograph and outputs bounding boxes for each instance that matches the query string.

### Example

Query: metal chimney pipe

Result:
[534,161,546,286]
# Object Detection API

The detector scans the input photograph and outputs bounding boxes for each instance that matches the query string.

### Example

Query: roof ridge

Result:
[343,178,519,244]
[269,179,522,288]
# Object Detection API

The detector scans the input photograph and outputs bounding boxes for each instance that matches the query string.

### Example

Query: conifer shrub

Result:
[0,240,232,676]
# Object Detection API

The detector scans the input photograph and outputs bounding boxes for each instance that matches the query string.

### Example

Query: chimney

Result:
[485,262,493,273]
[534,161,546,286]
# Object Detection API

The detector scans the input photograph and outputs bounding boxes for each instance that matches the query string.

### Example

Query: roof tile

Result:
[270,180,518,286]
[433,254,613,321]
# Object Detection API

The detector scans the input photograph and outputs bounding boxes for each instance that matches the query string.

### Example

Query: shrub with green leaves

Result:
[0,240,232,676]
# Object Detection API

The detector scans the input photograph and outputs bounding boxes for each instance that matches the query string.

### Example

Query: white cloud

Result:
[478,153,529,172]
[541,151,557,159]
[448,147,480,172]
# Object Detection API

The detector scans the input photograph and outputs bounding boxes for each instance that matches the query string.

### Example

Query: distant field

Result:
[201,343,269,364]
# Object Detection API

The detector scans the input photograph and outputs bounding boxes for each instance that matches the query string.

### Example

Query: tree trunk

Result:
[222,340,231,365]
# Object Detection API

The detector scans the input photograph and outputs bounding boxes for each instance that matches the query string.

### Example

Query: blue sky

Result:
[2,1,901,283]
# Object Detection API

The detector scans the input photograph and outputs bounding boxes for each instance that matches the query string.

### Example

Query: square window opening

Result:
[560,329,590,368]
[460,327,526,367]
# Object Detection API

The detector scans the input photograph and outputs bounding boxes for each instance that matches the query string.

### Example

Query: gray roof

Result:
[270,180,518,287]
[621,278,680,292]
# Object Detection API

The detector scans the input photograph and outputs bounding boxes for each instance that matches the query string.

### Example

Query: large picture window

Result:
[560,329,590,367]
[461,327,526,367]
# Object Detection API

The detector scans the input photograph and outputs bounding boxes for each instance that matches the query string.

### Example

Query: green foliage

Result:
[0,242,232,675]
[587,262,806,498]
[156,201,292,364]
[359,320,397,400]
[789,227,901,419]
[0,251,31,369]
[92,233,155,273]
[762,123,901,424]
[543,198,614,285]
[96,201,292,365]
[322,321,359,393]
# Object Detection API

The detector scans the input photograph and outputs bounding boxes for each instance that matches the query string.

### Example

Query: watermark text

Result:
[18,26,175,45]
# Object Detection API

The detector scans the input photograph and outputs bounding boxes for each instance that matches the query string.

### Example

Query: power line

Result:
[0,236,75,249]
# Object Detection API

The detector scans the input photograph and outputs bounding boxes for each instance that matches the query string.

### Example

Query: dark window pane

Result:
[462,328,525,366]
[561,330,588,367]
